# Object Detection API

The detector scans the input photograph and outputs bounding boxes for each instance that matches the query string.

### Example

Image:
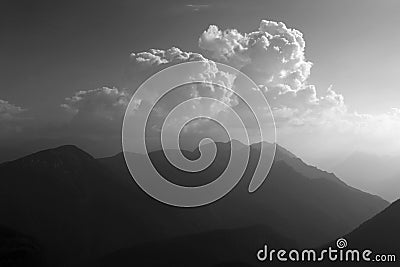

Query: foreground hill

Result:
[100,225,295,267]
[344,199,400,256]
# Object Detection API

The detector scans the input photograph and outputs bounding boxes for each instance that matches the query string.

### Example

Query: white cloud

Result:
[199,20,312,90]
[198,21,356,130]
[62,87,129,118]
[131,46,238,107]
[131,47,207,67]
[52,20,400,158]
[198,20,348,128]
[198,20,400,157]
[130,47,240,115]
[61,87,130,137]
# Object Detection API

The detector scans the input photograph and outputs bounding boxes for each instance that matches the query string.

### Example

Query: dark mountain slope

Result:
[102,142,387,248]
[265,143,346,185]
[344,199,400,255]
[0,225,45,267]
[0,143,389,266]
[0,145,169,266]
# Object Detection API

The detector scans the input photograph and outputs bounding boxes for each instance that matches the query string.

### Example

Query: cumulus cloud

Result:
[199,20,312,90]
[131,47,207,67]
[198,21,351,130]
[57,48,239,151]
[53,22,323,150]
[130,46,237,106]
[130,47,241,117]
[59,20,400,157]
[125,26,341,148]
[48,20,400,158]
[197,20,400,158]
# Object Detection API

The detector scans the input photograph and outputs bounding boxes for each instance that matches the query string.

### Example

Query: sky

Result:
[1,0,400,165]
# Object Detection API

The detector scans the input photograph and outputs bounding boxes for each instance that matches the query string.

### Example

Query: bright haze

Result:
[1,0,400,198]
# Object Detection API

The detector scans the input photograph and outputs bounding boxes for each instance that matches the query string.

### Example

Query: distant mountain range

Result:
[0,142,391,266]
[333,151,400,202]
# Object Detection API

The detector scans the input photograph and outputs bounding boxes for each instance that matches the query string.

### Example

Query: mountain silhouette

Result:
[0,143,389,266]
[102,142,388,254]
[0,145,146,266]
[256,142,346,186]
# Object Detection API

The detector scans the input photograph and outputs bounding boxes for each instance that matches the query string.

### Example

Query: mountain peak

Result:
[0,144,95,171]
[28,144,93,160]
[51,144,87,152]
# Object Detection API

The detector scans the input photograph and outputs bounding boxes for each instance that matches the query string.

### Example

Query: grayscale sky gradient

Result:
[1,0,400,165]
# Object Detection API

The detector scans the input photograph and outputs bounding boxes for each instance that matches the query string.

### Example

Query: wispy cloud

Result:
[0,99,26,121]
[185,4,210,12]
[0,99,29,137]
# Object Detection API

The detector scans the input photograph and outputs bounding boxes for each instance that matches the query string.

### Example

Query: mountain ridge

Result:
[0,143,389,266]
